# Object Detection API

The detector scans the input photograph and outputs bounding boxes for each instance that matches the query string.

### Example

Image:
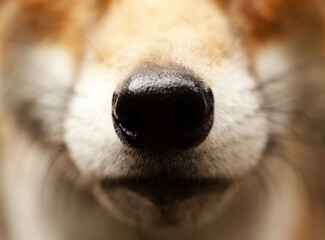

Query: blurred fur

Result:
[0,0,325,239]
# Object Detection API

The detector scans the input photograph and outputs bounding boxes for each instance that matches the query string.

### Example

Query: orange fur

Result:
[229,0,325,54]
[1,0,111,58]
[0,0,324,240]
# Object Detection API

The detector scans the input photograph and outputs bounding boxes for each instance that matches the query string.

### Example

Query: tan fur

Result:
[0,0,324,239]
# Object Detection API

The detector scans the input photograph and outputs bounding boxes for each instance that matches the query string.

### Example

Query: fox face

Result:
[0,0,324,229]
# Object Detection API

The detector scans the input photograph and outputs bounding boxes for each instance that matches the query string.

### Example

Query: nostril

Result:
[119,106,144,133]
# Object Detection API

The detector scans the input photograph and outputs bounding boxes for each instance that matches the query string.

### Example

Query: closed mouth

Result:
[101,176,231,205]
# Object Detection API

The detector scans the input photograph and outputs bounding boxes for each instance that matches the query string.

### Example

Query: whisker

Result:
[252,58,323,91]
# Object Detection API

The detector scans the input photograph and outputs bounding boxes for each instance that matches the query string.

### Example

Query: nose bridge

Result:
[97,0,230,69]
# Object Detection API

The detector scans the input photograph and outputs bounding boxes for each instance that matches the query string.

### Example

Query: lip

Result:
[101,176,231,205]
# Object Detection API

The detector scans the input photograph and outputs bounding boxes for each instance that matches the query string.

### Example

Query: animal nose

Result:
[112,66,214,151]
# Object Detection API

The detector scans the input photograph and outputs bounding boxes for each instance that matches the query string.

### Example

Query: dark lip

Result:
[100,177,231,205]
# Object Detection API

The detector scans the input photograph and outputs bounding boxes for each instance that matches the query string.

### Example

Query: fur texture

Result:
[0,0,324,239]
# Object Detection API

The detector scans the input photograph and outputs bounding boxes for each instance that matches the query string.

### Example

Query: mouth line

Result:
[101,176,231,205]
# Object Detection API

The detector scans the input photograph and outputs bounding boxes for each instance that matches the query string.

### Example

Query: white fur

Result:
[64,60,122,178]
[1,44,74,142]
[0,123,60,240]
[255,42,298,136]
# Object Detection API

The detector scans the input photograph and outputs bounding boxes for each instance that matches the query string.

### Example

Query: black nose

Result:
[112,66,214,151]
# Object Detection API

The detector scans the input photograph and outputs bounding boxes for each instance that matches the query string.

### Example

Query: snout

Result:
[112,66,214,151]
[100,66,226,212]
[65,62,265,225]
